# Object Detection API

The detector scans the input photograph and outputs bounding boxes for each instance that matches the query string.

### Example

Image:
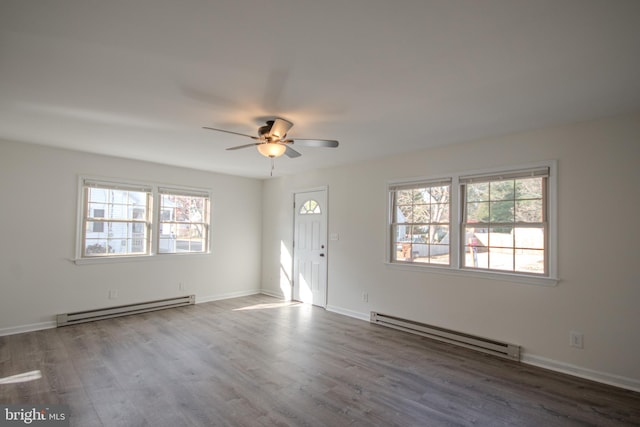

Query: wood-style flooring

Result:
[1,294,639,426]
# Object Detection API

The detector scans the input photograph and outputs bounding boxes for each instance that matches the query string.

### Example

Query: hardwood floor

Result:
[1,294,639,426]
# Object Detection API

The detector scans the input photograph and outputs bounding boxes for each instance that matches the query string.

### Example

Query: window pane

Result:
[158,223,206,253]
[411,244,429,261]
[490,201,515,223]
[411,226,429,242]
[429,245,449,264]
[428,185,449,202]
[514,227,545,250]
[515,249,545,273]
[516,199,543,222]
[299,199,321,215]
[416,188,430,201]
[467,202,489,222]
[488,227,513,248]
[396,205,414,223]
[467,182,489,202]
[489,247,514,271]
[490,180,515,201]
[393,224,412,261]
[431,203,449,224]
[430,225,449,244]
[87,189,107,203]
[396,189,413,203]
[86,221,106,234]
[464,244,487,269]
[412,203,429,223]
[515,177,542,199]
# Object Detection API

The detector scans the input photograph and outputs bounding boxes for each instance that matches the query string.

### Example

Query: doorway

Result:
[293,189,328,307]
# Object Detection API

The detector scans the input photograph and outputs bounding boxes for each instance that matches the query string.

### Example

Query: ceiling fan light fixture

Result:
[257,142,286,158]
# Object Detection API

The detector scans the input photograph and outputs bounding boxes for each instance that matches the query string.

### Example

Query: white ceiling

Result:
[1,1,639,178]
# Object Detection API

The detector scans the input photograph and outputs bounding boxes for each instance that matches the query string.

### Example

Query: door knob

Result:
[320,253,325,257]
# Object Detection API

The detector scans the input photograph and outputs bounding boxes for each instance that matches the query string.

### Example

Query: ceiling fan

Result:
[203,118,339,159]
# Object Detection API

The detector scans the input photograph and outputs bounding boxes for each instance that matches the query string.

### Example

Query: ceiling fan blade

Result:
[290,138,339,148]
[269,118,294,139]
[226,143,260,151]
[284,145,302,158]
[203,126,258,139]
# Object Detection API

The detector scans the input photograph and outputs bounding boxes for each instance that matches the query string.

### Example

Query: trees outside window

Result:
[388,164,554,281]
[390,180,451,265]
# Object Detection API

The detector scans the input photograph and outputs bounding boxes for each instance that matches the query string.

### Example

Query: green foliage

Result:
[466,177,543,224]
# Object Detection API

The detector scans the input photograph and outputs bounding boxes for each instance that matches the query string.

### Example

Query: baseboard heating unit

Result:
[370,312,520,361]
[57,295,195,327]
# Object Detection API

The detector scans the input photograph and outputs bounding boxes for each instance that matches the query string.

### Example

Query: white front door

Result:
[293,189,328,307]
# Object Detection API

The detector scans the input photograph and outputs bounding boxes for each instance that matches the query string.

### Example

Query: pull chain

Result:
[270,157,275,177]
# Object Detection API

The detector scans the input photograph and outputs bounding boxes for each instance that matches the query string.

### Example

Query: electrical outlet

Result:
[179,282,186,291]
[362,292,368,303]
[569,331,584,349]
[108,289,118,299]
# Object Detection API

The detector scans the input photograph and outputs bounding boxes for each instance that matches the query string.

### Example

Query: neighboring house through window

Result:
[82,180,152,257]
[78,177,210,260]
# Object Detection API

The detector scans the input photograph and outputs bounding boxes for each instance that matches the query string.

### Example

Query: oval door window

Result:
[299,199,321,215]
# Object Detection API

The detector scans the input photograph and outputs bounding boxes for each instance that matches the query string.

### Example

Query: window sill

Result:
[384,262,559,287]
[73,252,211,265]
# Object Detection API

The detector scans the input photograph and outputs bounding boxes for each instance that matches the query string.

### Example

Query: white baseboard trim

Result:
[326,305,370,322]
[260,289,288,299]
[521,353,640,393]
[0,321,57,337]
[196,289,261,304]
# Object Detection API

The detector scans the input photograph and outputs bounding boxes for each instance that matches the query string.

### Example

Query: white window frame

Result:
[156,187,211,255]
[389,178,452,266]
[75,176,212,264]
[386,161,558,286]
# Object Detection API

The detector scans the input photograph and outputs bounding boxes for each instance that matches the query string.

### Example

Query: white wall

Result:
[261,112,640,391]
[0,140,263,333]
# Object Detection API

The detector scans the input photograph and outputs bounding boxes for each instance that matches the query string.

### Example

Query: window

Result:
[158,188,210,254]
[78,177,210,260]
[460,168,548,274]
[82,180,152,257]
[389,179,451,265]
[388,163,557,283]
[299,199,321,215]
